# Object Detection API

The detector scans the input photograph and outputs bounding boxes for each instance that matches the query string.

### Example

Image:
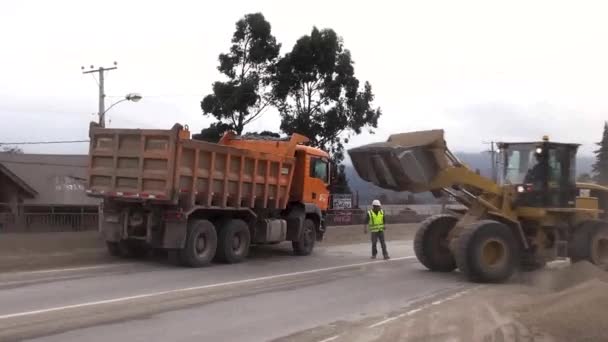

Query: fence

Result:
[0,204,99,233]
[325,204,466,226]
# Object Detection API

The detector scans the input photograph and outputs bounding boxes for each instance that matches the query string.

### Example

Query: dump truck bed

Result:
[87,124,305,210]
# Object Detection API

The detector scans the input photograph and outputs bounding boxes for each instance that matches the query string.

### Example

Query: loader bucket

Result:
[347,130,450,193]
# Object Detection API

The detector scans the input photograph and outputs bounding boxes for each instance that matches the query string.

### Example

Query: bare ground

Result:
[360,261,608,342]
[278,260,608,342]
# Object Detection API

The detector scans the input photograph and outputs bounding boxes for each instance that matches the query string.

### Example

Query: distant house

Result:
[0,153,99,232]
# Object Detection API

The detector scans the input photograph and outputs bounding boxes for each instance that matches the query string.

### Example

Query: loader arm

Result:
[348,129,503,196]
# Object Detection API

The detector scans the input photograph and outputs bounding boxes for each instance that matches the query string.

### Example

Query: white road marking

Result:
[366,290,450,328]
[317,335,340,342]
[367,286,482,329]
[406,308,422,315]
[2,263,137,276]
[0,256,416,320]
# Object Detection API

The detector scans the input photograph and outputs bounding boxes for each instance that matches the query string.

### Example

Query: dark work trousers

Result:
[371,231,388,257]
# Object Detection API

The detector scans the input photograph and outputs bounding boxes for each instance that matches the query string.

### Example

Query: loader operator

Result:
[363,200,390,260]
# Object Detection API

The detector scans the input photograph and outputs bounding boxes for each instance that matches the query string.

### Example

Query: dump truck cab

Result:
[498,137,579,208]
[292,145,330,211]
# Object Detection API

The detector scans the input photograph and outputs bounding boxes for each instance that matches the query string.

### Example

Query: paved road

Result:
[0,240,471,342]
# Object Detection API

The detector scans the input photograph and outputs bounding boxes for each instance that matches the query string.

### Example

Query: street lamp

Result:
[100,93,143,127]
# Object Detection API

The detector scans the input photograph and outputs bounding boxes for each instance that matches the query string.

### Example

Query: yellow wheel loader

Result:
[348,130,608,283]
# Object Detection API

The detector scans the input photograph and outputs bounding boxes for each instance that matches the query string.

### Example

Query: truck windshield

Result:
[503,146,538,185]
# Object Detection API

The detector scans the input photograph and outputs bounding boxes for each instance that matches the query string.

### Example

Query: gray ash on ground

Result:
[509,261,608,342]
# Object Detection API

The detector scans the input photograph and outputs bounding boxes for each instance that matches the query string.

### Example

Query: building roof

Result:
[0,153,99,206]
[0,163,37,197]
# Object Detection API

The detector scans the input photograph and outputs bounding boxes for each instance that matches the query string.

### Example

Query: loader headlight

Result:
[517,185,525,193]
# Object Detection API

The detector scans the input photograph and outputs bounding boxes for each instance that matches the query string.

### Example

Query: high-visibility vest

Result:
[368,210,385,232]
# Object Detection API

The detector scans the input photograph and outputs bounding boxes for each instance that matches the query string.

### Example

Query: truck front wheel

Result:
[180,219,218,267]
[215,219,251,263]
[293,219,316,256]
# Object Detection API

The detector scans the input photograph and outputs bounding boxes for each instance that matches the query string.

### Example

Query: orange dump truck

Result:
[86,123,330,266]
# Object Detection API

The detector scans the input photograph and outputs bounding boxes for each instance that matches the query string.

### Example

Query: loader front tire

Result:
[455,220,518,283]
[414,214,458,272]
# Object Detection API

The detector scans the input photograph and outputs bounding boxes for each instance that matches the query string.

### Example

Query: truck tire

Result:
[293,219,316,256]
[454,220,518,283]
[179,219,218,267]
[414,214,458,272]
[215,219,250,263]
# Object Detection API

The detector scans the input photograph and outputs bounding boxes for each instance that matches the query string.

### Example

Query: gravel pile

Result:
[513,261,608,342]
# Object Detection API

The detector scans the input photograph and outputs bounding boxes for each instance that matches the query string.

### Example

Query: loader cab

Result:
[499,137,579,208]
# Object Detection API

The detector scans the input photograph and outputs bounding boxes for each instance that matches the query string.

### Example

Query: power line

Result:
[0,160,88,168]
[0,140,89,145]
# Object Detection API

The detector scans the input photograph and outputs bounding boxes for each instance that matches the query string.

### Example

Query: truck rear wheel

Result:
[454,220,518,283]
[293,219,316,256]
[414,214,458,272]
[215,219,250,263]
[180,219,218,267]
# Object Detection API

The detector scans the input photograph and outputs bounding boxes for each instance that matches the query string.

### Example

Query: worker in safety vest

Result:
[363,199,390,260]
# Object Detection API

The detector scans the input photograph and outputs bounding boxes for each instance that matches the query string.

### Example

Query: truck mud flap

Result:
[163,221,188,249]
[286,216,304,241]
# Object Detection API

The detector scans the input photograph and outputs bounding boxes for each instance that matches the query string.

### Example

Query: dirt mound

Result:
[515,278,608,342]
[515,260,608,291]
[507,261,608,341]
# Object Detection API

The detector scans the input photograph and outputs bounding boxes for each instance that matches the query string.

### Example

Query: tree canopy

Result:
[593,122,608,184]
[271,27,381,162]
[201,13,280,135]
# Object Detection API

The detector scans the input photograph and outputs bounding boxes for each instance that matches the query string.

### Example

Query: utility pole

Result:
[82,62,117,128]
[483,141,498,182]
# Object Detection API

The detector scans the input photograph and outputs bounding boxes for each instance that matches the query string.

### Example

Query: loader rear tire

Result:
[520,251,546,272]
[570,221,608,269]
[414,214,458,272]
[454,220,518,283]
[589,226,608,269]
[180,219,218,267]
[569,220,601,263]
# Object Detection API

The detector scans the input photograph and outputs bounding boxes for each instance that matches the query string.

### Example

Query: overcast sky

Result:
[1,0,607,156]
